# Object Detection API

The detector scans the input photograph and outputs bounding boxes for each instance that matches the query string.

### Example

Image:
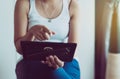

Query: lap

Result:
[16,60,54,79]
[15,59,80,79]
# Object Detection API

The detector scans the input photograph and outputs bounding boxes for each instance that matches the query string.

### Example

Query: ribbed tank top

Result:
[28,0,70,42]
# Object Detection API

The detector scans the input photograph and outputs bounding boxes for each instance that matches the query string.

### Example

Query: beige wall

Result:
[95,0,115,79]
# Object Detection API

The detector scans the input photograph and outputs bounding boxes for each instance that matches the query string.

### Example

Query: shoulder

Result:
[70,0,80,8]
[15,0,30,14]
[69,0,80,17]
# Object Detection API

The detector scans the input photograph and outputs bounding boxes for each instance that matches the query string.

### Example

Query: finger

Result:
[46,61,53,67]
[41,60,46,64]
[42,26,51,34]
[42,26,55,36]
[51,31,55,35]
[38,28,50,40]
[35,31,47,40]
[46,57,52,67]
[54,55,64,67]
[49,55,56,65]
[38,31,48,40]
[49,31,55,36]
[32,31,40,39]
[37,29,47,40]
[42,32,48,40]
[44,32,51,40]
[49,31,55,37]
[38,34,45,40]
[49,55,59,69]
[33,33,42,40]
[35,33,44,40]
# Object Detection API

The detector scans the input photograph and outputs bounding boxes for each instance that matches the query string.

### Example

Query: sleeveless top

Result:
[28,0,70,42]
[17,0,79,61]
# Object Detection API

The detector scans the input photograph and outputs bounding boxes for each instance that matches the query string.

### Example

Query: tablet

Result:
[21,41,77,62]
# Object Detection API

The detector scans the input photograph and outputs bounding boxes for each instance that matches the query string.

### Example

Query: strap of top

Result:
[69,0,73,9]
[29,0,36,15]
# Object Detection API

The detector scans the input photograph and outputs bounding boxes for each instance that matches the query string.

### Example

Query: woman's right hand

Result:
[28,25,55,40]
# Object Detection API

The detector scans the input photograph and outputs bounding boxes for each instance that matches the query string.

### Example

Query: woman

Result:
[14,0,80,79]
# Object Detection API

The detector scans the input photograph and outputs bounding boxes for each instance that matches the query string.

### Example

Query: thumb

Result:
[54,55,64,67]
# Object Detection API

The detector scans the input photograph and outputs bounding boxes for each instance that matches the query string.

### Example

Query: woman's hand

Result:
[41,55,64,69]
[28,25,55,40]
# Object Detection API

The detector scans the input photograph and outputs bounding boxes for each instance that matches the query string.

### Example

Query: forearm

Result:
[15,32,35,55]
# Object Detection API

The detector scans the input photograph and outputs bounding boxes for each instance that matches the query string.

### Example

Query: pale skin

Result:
[14,0,80,69]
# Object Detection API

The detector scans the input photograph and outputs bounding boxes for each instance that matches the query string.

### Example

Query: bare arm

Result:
[14,0,34,54]
[68,0,80,43]
[68,0,80,58]
[14,0,55,54]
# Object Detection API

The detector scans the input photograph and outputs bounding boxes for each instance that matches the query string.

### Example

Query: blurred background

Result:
[96,0,120,79]
[96,0,107,79]
[0,0,95,79]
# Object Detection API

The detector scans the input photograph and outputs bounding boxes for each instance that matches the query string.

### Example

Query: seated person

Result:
[14,0,80,79]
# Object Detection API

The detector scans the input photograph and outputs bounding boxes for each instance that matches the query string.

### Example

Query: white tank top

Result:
[28,0,70,42]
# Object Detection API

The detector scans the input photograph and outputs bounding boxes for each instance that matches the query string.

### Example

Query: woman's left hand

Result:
[41,55,64,69]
